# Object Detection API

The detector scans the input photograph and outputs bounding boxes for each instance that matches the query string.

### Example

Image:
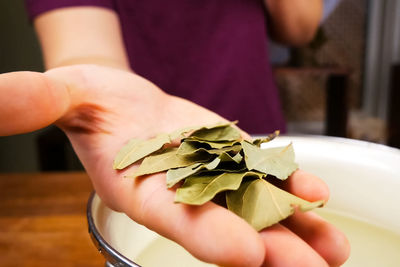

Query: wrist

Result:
[45,56,132,72]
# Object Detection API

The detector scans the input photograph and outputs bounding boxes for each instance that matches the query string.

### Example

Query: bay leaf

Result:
[113,122,237,170]
[252,130,280,146]
[232,152,243,163]
[217,151,243,164]
[189,122,241,142]
[166,152,244,188]
[169,125,202,140]
[226,179,324,231]
[170,121,233,140]
[177,141,241,156]
[175,172,264,205]
[126,148,212,178]
[224,178,254,218]
[112,138,142,169]
[169,123,214,140]
[205,165,248,174]
[241,141,298,180]
[181,138,240,149]
[168,122,230,140]
[166,157,221,188]
[177,141,243,163]
[113,133,171,170]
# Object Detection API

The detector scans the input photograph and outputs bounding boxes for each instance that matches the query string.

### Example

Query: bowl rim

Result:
[273,134,400,154]
[87,191,141,267]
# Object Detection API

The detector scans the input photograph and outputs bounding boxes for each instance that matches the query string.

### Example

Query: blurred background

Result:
[0,0,399,173]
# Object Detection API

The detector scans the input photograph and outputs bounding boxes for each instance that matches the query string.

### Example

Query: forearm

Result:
[34,6,130,70]
[265,0,322,46]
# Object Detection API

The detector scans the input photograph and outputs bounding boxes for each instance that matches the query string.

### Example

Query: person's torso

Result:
[116,0,286,134]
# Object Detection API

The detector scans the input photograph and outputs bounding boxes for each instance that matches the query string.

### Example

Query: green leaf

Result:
[168,125,201,140]
[224,178,254,218]
[252,130,280,146]
[113,122,238,170]
[205,165,248,174]
[226,179,324,231]
[166,158,221,188]
[112,138,142,169]
[189,122,241,142]
[241,141,298,180]
[217,151,243,164]
[175,172,263,205]
[177,141,241,156]
[126,148,212,178]
[166,152,243,188]
[113,133,172,170]
[170,121,234,141]
[231,152,243,163]
[181,138,240,149]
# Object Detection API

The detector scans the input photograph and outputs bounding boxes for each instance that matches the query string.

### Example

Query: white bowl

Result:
[87,136,400,266]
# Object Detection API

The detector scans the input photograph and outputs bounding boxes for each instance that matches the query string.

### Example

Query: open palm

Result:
[0,65,349,267]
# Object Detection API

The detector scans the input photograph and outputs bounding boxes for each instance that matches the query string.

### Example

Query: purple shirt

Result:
[26,0,286,134]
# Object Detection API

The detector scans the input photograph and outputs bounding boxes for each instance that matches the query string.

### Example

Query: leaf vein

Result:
[264,179,285,219]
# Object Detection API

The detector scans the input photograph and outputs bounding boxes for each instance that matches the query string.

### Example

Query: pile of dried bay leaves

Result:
[113,122,323,231]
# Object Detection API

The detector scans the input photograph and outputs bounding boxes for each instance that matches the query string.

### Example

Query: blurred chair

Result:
[388,63,400,148]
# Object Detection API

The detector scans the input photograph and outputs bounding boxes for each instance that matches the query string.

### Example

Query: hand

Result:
[0,64,349,266]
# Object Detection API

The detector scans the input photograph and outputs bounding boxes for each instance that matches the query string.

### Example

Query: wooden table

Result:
[0,172,104,267]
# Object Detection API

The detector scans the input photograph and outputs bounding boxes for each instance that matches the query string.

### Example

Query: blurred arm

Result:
[34,6,130,70]
[265,0,323,46]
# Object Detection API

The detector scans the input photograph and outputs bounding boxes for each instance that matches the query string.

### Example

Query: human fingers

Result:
[0,71,70,136]
[260,224,328,267]
[281,211,350,267]
[276,170,350,266]
[280,169,330,202]
[256,170,331,266]
[102,171,266,267]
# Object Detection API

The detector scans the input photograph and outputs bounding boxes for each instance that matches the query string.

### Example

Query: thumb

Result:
[0,71,70,136]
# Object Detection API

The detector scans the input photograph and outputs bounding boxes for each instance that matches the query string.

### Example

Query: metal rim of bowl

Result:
[87,191,141,267]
